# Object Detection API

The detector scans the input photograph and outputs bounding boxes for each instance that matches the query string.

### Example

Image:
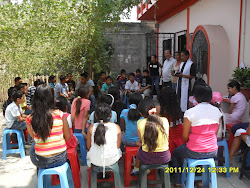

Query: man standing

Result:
[176,50,196,112]
[76,73,95,113]
[162,50,176,88]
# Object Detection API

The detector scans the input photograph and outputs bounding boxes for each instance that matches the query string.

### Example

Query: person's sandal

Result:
[174,184,182,187]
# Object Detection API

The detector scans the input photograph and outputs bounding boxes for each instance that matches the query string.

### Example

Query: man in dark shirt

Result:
[139,69,152,99]
[66,73,76,92]
[3,87,15,117]
[148,55,162,99]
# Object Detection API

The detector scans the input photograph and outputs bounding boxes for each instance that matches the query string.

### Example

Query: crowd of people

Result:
[2,48,250,187]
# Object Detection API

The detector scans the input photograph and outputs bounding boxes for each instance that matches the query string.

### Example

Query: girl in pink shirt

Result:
[71,87,90,138]
[172,84,222,187]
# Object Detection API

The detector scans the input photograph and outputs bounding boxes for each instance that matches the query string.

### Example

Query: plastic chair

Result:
[51,148,81,188]
[216,139,230,178]
[2,128,25,159]
[181,158,217,188]
[90,162,122,188]
[139,163,171,188]
[73,133,87,166]
[88,167,115,188]
[239,146,250,179]
[124,146,156,187]
[38,162,74,188]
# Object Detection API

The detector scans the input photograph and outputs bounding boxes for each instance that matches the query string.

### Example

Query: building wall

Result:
[158,0,244,95]
[106,22,156,75]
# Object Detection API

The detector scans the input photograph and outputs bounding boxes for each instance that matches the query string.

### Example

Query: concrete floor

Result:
[0,112,249,188]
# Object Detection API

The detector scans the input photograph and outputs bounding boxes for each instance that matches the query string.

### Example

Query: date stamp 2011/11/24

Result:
[165,167,239,174]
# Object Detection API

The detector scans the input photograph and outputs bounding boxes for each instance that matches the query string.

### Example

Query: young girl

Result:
[132,99,170,174]
[172,84,222,187]
[56,96,77,149]
[226,80,247,124]
[89,94,117,125]
[71,87,90,137]
[120,93,143,146]
[87,103,122,175]
[26,85,71,169]
[158,87,184,154]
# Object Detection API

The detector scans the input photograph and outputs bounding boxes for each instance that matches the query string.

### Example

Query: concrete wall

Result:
[106,22,156,75]
[158,0,246,95]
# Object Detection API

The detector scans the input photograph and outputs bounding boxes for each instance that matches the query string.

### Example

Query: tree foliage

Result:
[0,0,140,76]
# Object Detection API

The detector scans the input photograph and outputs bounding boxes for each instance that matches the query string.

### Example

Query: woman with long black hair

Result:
[26,85,71,169]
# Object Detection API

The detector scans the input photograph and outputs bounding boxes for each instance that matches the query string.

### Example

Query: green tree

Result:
[0,0,140,77]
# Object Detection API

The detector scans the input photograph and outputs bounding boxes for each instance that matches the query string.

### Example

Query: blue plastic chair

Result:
[181,158,217,188]
[216,139,230,178]
[38,162,74,188]
[2,128,25,160]
[73,133,87,166]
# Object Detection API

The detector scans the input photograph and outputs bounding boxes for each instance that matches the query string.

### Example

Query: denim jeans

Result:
[89,94,95,113]
[172,83,177,92]
[30,142,67,169]
[172,144,217,184]
[10,120,32,142]
[121,133,137,146]
[151,76,160,98]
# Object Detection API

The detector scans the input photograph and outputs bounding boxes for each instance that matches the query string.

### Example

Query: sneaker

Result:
[131,168,139,176]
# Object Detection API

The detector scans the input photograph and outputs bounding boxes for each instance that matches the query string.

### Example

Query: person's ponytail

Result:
[143,114,166,152]
[94,122,107,146]
[75,97,82,117]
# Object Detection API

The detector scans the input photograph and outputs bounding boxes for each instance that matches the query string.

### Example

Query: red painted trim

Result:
[146,2,149,10]
[158,0,199,23]
[190,25,210,84]
[141,1,143,15]
[156,27,159,61]
[238,0,243,67]
[186,8,190,51]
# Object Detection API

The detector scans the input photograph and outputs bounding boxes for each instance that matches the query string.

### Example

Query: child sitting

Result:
[135,69,143,83]
[120,93,143,146]
[49,75,56,89]
[139,69,152,98]
[97,72,106,99]
[101,76,114,94]
[117,69,128,104]
[108,86,127,127]
[87,103,122,175]
[18,83,32,115]
[116,69,127,83]
[3,87,15,117]
[158,87,184,155]
[132,99,170,174]
[71,87,90,137]
[5,90,28,132]
[89,94,117,125]
[26,85,71,169]
[125,73,139,97]
[226,80,247,124]
[172,84,222,187]
[56,96,77,149]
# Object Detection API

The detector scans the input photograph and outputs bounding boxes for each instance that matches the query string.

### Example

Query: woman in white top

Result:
[87,103,122,171]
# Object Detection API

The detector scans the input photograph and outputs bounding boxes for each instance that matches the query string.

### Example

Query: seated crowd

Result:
[3,64,249,187]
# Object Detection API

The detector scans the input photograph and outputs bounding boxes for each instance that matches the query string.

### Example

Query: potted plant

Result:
[231,67,250,100]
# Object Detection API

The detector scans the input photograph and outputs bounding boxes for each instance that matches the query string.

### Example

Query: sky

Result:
[120,6,140,23]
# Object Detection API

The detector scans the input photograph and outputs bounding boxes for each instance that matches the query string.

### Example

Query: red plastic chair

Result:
[51,148,81,188]
[88,167,115,188]
[124,146,156,187]
[226,124,235,150]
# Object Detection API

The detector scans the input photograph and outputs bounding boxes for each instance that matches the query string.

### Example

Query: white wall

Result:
[241,0,250,67]
[158,0,242,94]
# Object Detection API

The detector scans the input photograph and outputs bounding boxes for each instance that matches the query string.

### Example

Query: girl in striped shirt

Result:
[27,85,71,169]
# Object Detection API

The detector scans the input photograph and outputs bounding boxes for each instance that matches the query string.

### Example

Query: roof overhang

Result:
[138,0,199,23]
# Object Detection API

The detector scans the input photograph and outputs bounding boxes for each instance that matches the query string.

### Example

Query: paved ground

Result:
[0,109,249,188]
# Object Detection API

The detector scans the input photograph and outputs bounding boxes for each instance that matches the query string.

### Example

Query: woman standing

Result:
[171,52,182,91]
[148,55,162,99]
